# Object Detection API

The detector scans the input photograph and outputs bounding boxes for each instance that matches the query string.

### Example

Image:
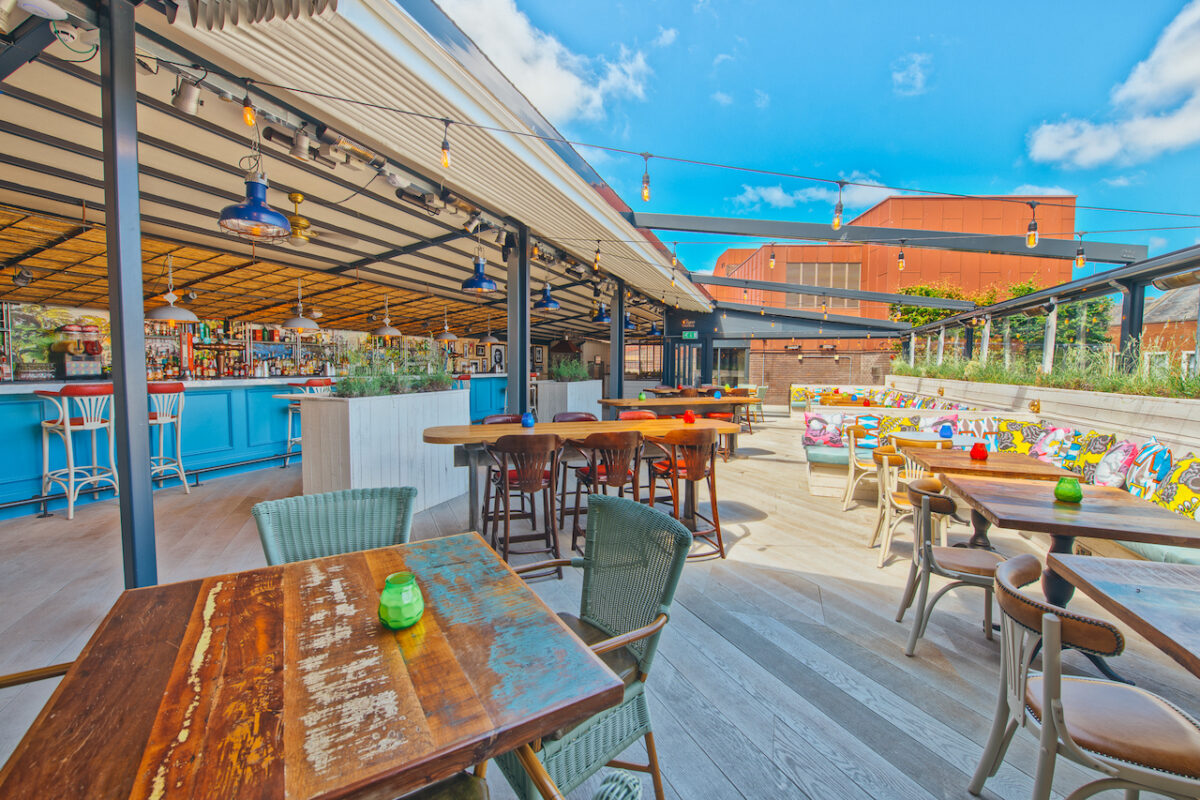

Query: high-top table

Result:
[0,534,622,800]
[424,418,739,533]
[1048,554,1200,681]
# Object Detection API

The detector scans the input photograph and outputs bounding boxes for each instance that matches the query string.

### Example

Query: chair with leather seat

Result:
[969,554,1200,800]
[841,424,877,511]
[620,410,661,497]
[895,478,1005,656]
[480,414,526,533]
[284,377,333,467]
[647,427,723,559]
[36,383,119,520]
[494,495,691,800]
[553,411,598,529]
[867,445,911,568]
[148,382,188,493]
[485,434,563,579]
[568,431,643,552]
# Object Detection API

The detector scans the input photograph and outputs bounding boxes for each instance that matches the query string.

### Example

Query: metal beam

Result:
[609,279,626,410]
[100,0,157,589]
[506,223,530,415]
[1042,304,1058,373]
[626,211,1147,264]
[694,274,975,310]
[715,301,909,330]
[330,229,480,275]
[0,18,55,81]
[0,225,87,269]
[1118,281,1146,369]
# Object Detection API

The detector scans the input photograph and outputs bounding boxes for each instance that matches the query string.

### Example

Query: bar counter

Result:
[0,376,311,519]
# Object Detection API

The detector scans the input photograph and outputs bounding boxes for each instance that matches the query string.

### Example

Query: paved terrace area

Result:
[0,413,1194,799]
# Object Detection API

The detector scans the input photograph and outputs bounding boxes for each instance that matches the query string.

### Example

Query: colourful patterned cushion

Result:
[1127,439,1174,499]
[1151,455,1200,520]
[879,416,920,438]
[1031,427,1072,465]
[995,419,1046,454]
[851,414,881,448]
[919,414,958,434]
[1062,430,1100,473]
[803,412,844,447]
[1093,440,1138,488]
[961,417,998,438]
[1077,433,1117,483]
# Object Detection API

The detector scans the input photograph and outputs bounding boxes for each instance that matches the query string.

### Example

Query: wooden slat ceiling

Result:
[0,206,605,338]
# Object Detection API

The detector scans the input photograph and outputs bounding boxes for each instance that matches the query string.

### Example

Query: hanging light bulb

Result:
[832,181,844,230]
[641,153,651,202]
[897,239,906,272]
[531,241,540,260]
[373,295,400,337]
[146,255,199,322]
[241,93,256,127]
[593,240,601,271]
[671,242,678,267]
[722,309,727,319]
[742,286,748,300]
[283,278,319,330]
[822,299,828,320]
[433,306,457,341]
[1075,236,1086,269]
[218,172,292,241]
[1026,201,1039,248]
[768,246,776,270]
[760,305,765,315]
[670,270,676,288]
[440,119,451,168]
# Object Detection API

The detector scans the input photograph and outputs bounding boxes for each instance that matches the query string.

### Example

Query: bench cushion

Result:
[805,445,873,466]
[1118,540,1200,566]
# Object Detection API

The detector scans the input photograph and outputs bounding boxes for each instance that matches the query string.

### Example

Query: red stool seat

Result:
[575,465,634,481]
[705,412,735,421]
[43,417,107,427]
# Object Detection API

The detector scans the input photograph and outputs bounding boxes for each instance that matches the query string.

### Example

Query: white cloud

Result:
[653,27,677,47]
[1029,1,1200,167]
[1102,174,1134,187]
[711,91,733,106]
[1149,235,1169,251]
[712,53,733,68]
[438,0,650,124]
[1010,184,1073,196]
[754,89,770,109]
[730,171,893,211]
[891,53,931,96]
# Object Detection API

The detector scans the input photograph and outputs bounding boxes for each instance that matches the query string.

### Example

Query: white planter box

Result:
[886,374,1200,455]
[535,379,603,421]
[297,389,469,513]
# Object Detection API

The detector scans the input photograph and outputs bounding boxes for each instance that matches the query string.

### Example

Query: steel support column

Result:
[1117,281,1146,370]
[1003,319,1012,368]
[964,325,975,360]
[608,279,625,413]
[908,332,916,366]
[1042,304,1058,373]
[980,317,991,365]
[506,224,531,415]
[100,0,156,588]
[700,334,714,385]
[1193,290,1200,376]
[936,328,945,365]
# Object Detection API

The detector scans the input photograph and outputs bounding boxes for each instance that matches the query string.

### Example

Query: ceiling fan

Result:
[284,193,361,248]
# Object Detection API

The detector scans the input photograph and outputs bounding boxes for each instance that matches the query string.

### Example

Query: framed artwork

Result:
[491,344,506,373]
[468,360,480,373]
[475,344,487,357]
[532,346,544,366]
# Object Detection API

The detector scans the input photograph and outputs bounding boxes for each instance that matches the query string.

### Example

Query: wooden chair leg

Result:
[571,477,585,552]
[707,471,724,558]
[645,731,666,800]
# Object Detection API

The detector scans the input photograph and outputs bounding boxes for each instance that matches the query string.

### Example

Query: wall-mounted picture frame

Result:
[532,346,544,366]
[468,360,480,373]
[491,344,506,373]
[475,344,487,357]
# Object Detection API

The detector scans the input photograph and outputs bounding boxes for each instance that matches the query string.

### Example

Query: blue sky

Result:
[440,1,1200,280]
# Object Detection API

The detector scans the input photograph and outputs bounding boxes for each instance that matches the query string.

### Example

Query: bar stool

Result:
[553,411,598,529]
[567,431,642,552]
[480,414,524,530]
[619,410,660,497]
[284,378,333,467]
[648,427,724,559]
[36,383,118,520]
[485,434,563,579]
[148,382,188,493]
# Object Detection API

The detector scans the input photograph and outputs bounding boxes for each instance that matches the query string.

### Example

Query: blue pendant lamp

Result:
[648,320,661,336]
[624,312,636,330]
[461,254,498,294]
[218,172,291,240]
[593,302,611,324]
[533,284,560,310]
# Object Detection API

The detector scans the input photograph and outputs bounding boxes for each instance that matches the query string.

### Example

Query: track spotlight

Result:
[171,76,203,116]
[11,267,33,287]
[290,127,311,160]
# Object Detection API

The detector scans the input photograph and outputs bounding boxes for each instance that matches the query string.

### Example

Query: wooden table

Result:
[424,418,739,532]
[908,453,1074,548]
[0,534,622,800]
[1048,554,1200,681]
[888,431,982,448]
[939,475,1200,606]
[599,396,755,410]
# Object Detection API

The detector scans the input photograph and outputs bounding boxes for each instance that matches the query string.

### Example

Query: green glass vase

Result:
[1054,477,1083,504]
[379,571,424,630]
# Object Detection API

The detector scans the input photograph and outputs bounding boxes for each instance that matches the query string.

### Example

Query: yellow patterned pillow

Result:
[995,419,1046,454]
[1063,430,1111,474]
[1151,455,1200,520]
[879,416,920,438]
[1076,434,1116,483]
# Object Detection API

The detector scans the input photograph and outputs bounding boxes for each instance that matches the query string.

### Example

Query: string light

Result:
[1026,201,1039,248]
[1075,235,1086,269]
[832,181,844,230]
[440,119,452,168]
[897,239,906,272]
[671,242,677,267]
[241,93,256,127]
[768,245,776,270]
[593,240,601,271]
[670,269,676,288]
[641,153,651,202]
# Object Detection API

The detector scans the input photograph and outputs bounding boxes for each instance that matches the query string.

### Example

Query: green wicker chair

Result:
[494,494,692,800]
[251,487,417,565]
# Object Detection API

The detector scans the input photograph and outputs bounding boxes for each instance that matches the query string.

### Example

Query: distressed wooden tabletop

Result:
[0,533,623,800]
[907,449,1074,480]
[597,397,755,408]
[1048,554,1200,681]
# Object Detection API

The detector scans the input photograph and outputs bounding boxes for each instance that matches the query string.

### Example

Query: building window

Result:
[787,262,860,309]
[624,343,662,378]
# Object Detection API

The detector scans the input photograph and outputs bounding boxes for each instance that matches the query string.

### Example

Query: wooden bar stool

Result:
[567,430,643,552]
[284,378,333,467]
[148,382,188,492]
[648,427,724,559]
[553,411,597,529]
[36,383,118,520]
[486,434,563,579]
[619,410,660,497]
[479,414,525,531]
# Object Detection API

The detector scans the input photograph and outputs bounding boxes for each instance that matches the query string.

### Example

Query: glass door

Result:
[713,347,748,387]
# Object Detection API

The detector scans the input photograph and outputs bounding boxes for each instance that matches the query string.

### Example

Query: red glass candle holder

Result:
[683,409,697,424]
[969,442,988,461]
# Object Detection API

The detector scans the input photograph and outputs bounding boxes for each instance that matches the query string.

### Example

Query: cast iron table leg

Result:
[683,478,697,530]
[968,509,993,549]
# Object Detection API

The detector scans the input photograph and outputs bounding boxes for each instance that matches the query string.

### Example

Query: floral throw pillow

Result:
[1151,455,1200,520]
[879,415,920,438]
[1093,440,1138,488]
[803,412,844,447]
[1127,439,1174,499]
[1077,433,1117,483]
[996,419,1046,454]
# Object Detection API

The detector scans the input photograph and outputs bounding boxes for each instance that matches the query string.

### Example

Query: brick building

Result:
[703,195,1077,396]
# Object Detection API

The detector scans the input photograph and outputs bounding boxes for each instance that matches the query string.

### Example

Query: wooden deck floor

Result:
[1,414,1196,799]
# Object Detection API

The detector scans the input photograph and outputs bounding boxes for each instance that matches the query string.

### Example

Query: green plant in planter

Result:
[549,357,589,382]
[413,368,454,393]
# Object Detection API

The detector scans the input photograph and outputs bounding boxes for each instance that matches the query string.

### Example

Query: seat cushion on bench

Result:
[805,446,873,466]
[1119,540,1200,566]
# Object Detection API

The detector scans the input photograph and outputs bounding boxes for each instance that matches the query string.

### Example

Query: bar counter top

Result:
[0,376,326,396]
